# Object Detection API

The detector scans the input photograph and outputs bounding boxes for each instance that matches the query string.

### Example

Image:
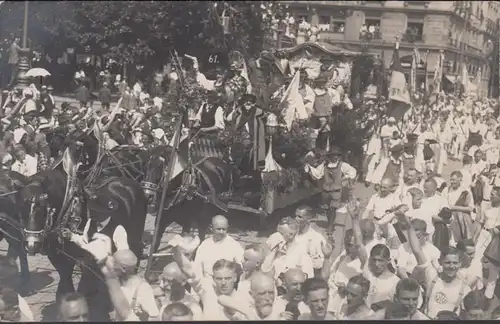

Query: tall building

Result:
[281,0,500,98]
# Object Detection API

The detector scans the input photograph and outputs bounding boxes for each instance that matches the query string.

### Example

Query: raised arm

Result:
[347,201,368,266]
[400,212,427,265]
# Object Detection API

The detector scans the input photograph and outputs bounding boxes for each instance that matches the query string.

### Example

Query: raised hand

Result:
[321,239,334,258]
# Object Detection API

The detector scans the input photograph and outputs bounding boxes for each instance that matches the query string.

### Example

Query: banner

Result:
[388,41,411,105]
[433,51,444,94]
[279,70,308,130]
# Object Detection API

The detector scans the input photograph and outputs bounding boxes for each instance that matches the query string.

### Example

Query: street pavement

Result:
[0,95,498,320]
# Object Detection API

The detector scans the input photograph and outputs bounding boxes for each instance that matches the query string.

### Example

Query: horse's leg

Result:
[78,266,111,322]
[47,249,76,303]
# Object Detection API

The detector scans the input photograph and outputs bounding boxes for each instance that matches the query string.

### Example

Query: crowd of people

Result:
[1,43,500,321]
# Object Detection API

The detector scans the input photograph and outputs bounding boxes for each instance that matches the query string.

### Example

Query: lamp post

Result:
[16,1,30,89]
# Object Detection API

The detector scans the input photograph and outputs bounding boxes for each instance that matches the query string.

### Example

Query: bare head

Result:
[283,268,307,302]
[250,273,276,318]
[160,262,186,294]
[379,178,393,196]
[211,215,229,242]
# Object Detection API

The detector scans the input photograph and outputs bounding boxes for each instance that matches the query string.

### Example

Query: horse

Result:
[0,170,31,286]
[19,158,148,321]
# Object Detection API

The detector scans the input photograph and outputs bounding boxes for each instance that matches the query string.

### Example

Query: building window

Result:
[332,20,345,33]
[318,15,331,31]
[404,22,424,42]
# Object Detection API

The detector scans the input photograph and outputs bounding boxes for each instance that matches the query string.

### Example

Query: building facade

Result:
[281,0,500,98]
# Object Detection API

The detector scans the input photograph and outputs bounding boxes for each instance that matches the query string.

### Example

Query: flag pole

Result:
[145,112,185,282]
[145,50,187,281]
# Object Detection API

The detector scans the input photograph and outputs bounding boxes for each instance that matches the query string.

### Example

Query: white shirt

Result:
[11,154,38,177]
[418,194,448,235]
[306,161,357,181]
[265,239,314,280]
[396,242,440,274]
[193,235,244,279]
[120,278,160,320]
[196,72,216,91]
[295,226,327,269]
[363,193,401,220]
[414,262,470,318]
[362,263,399,308]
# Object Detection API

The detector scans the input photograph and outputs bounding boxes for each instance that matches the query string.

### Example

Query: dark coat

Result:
[76,85,90,103]
[99,86,112,104]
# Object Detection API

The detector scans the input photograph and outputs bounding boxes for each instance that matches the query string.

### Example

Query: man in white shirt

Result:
[294,205,327,277]
[173,247,247,320]
[262,217,314,280]
[193,215,244,280]
[395,219,440,278]
[11,145,37,177]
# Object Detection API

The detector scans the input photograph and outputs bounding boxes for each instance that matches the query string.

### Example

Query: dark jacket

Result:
[99,86,112,104]
[76,85,90,103]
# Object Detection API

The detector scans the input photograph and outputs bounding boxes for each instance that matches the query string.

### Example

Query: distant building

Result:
[280,1,500,98]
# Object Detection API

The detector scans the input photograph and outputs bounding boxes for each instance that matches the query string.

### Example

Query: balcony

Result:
[359,26,382,41]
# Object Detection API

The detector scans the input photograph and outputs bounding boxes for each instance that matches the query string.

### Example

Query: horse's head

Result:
[140,146,171,209]
[20,181,53,255]
[20,171,66,255]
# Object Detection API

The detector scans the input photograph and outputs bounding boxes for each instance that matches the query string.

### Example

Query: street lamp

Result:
[16,1,30,89]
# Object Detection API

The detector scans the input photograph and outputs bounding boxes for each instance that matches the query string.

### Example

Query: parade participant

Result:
[349,202,399,310]
[273,268,310,318]
[75,80,90,109]
[192,215,244,280]
[1,88,23,112]
[262,217,314,280]
[57,292,89,322]
[157,262,202,320]
[109,250,159,321]
[310,76,333,150]
[460,290,488,320]
[193,91,225,134]
[173,245,247,320]
[460,155,474,188]
[298,278,337,320]
[227,93,266,168]
[10,144,37,177]
[442,171,475,242]
[294,205,328,278]
[7,37,29,89]
[0,256,34,321]
[161,303,194,321]
[367,278,429,320]
[99,82,112,111]
[380,117,398,139]
[297,69,315,116]
[450,106,468,160]
[237,244,266,298]
[395,219,440,278]
[399,168,421,205]
[330,274,373,319]
[363,124,382,186]
[402,213,470,319]
[474,186,500,300]
[322,224,381,313]
[304,147,357,234]
[455,239,482,290]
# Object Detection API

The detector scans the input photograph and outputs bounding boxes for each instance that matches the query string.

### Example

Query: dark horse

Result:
[0,170,31,285]
[19,156,148,321]
[148,147,236,254]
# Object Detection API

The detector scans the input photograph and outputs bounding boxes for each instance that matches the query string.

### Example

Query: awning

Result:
[444,75,458,83]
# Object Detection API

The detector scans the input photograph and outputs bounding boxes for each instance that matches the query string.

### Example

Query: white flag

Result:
[279,71,308,130]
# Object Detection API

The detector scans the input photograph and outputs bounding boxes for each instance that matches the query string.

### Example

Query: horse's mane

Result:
[21,169,66,203]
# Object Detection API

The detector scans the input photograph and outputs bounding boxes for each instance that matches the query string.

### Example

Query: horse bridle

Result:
[25,193,54,239]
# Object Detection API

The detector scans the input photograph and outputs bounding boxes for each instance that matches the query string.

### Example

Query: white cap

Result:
[388,117,396,122]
